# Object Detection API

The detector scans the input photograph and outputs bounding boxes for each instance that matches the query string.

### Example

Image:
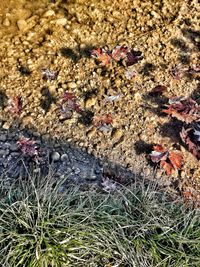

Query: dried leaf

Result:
[149,145,168,163]
[150,85,167,95]
[163,97,200,123]
[168,150,183,169]
[93,114,113,127]
[7,96,23,116]
[124,67,137,80]
[150,145,183,175]
[125,50,143,67]
[180,124,200,159]
[105,94,121,102]
[171,64,200,80]
[111,45,129,61]
[91,48,112,65]
[160,160,174,176]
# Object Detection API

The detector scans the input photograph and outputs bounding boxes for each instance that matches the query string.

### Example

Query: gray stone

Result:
[0,149,9,157]
[61,153,68,162]
[10,144,18,152]
[0,135,7,142]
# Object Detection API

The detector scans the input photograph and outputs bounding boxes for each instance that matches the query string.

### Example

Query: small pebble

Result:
[44,10,55,17]
[3,18,10,27]
[56,18,67,26]
[17,19,28,31]
[10,144,18,152]
[61,153,68,162]
[0,135,7,142]
[0,149,9,157]
[68,82,76,89]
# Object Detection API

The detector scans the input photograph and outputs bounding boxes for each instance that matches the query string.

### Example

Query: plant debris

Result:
[111,45,129,61]
[125,49,143,67]
[41,68,57,81]
[162,97,200,123]
[171,64,200,80]
[17,137,38,157]
[124,67,137,80]
[101,177,117,192]
[149,145,183,175]
[105,94,121,102]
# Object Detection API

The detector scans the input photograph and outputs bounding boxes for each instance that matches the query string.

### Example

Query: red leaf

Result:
[60,92,82,119]
[125,50,143,67]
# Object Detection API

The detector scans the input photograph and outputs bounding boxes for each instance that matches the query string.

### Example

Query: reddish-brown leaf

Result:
[93,114,113,127]
[150,85,167,95]
[111,45,129,61]
[8,96,23,116]
[162,97,200,123]
[180,125,200,159]
[60,92,82,119]
[169,150,183,169]
[91,48,112,65]
[160,160,174,175]
[149,145,183,175]
[125,50,143,67]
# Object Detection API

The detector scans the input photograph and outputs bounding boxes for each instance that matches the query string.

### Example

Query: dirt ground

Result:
[0,0,200,199]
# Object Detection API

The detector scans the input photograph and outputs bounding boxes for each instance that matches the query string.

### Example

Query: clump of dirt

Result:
[0,0,200,201]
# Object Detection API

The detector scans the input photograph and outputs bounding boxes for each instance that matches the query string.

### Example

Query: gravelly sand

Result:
[0,0,199,197]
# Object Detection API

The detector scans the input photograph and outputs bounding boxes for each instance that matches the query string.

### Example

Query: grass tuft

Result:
[0,173,200,267]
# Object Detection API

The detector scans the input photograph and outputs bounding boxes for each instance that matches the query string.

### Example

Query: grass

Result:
[0,172,200,267]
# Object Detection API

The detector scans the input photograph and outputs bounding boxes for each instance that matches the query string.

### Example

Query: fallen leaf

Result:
[41,68,57,80]
[163,97,200,123]
[180,124,200,159]
[124,67,137,80]
[150,85,167,95]
[149,145,183,175]
[7,96,23,116]
[111,45,129,61]
[59,92,82,119]
[91,48,112,65]
[93,114,113,127]
[125,50,143,67]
